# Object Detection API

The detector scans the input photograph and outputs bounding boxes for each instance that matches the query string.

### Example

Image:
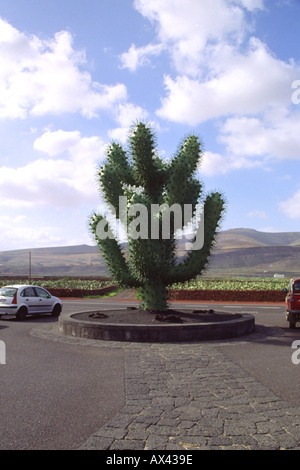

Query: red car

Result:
[285,279,300,328]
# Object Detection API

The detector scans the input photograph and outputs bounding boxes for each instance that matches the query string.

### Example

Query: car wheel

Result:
[16,307,27,321]
[290,322,296,329]
[52,304,62,317]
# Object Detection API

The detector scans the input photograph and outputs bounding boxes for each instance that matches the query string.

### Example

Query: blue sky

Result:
[0,0,300,250]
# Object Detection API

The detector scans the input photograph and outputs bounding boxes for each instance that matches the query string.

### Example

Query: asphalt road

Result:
[0,299,126,450]
[1,298,300,450]
[215,303,300,408]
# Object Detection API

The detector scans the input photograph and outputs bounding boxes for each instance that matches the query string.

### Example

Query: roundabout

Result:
[59,307,255,343]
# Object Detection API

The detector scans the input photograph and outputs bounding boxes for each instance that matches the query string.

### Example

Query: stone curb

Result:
[58,311,255,343]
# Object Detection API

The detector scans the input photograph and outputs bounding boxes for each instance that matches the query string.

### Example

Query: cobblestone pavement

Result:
[32,325,300,450]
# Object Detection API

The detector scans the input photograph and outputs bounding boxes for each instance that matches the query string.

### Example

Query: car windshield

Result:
[0,287,17,297]
[294,281,300,292]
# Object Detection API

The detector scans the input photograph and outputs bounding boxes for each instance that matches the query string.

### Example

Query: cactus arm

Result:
[129,122,166,199]
[89,213,140,288]
[106,142,135,186]
[165,135,203,207]
[167,192,225,284]
[99,143,135,217]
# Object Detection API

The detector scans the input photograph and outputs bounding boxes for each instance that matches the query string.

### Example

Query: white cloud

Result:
[0,129,105,208]
[129,0,300,179]
[247,210,267,219]
[0,215,66,250]
[220,109,300,160]
[199,151,230,176]
[33,129,82,156]
[120,43,164,72]
[132,0,264,76]
[157,38,298,125]
[134,0,245,63]
[0,18,127,119]
[279,190,300,219]
[199,149,262,176]
[127,0,300,178]
[235,0,264,11]
[199,106,300,175]
[259,226,281,233]
[108,102,149,142]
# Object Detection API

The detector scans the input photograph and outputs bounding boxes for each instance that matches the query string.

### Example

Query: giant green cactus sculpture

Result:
[90,122,225,311]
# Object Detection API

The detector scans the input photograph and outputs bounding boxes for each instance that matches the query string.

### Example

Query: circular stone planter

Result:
[59,310,255,343]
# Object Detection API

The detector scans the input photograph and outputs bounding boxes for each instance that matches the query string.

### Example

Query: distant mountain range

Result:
[0,228,300,278]
[214,228,300,250]
[208,228,300,277]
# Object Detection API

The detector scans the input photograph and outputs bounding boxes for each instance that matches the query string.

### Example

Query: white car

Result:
[0,285,62,321]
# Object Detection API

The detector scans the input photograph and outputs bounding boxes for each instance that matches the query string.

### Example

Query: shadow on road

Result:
[0,325,9,330]
[215,323,299,348]
[1,314,59,325]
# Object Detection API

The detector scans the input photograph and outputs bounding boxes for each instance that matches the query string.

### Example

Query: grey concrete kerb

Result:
[59,311,255,343]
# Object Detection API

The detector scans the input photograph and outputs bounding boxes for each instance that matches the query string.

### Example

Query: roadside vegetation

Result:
[169,277,288,291]
[0,277,288,291]
[0,278,113,290]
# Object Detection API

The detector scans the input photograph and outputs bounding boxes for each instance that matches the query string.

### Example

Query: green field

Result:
[169,277,289,291]
[0,277,290,291]
[0,278,112,290]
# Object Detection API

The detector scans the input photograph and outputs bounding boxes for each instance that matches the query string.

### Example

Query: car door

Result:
[20,286,40,314]
[34,287,53,313]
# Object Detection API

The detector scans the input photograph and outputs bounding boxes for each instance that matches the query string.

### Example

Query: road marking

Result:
[223,305,282,309]
[238,311,259,314]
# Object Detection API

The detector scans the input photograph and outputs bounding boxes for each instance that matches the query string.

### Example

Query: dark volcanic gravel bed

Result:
[72,308,241,325]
